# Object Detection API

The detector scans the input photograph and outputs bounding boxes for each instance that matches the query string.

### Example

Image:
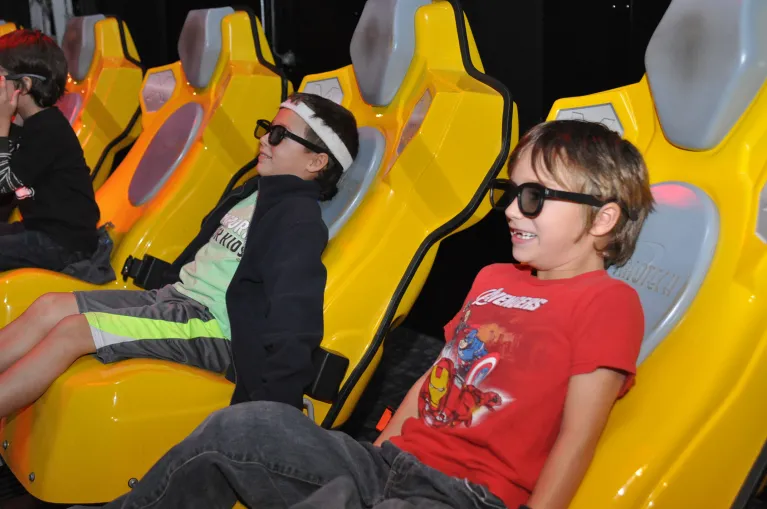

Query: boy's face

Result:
[256,108,328,179]
[505,149,618,279]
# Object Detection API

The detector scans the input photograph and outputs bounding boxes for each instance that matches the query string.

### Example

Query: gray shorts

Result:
[74,285,232,373]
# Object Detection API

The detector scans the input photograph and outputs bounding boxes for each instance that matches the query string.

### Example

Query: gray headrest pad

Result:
[178,7,234,90]
[608,182,719,364]
[321,127,385,239]
[350,0,430,107]
[61,14,105,82]
[645,0,767,150]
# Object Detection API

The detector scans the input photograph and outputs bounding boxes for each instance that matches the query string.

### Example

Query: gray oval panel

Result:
[128,102,204,206]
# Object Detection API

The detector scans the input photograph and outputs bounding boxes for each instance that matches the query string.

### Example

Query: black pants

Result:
[0,222,85,272]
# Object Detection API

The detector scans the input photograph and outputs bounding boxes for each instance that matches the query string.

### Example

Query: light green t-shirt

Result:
[175,192,258,339]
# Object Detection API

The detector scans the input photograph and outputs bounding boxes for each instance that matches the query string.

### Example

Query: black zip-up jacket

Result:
[166,174,328,410]
[0,108,100,254]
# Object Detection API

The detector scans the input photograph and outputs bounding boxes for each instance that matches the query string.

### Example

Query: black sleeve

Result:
[231,217,328,409]
[0,132,53,194]
[0,192,15,221]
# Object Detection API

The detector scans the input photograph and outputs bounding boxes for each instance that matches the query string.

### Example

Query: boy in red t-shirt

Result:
[86,120,655,509]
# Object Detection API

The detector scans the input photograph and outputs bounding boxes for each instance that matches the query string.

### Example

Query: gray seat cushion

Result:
[555,103,624,136]
[128,102,204,206]
[608,182,719,364]
[645,0,767,150]
[61,14,105,82]
[177,7,234,90]
[349,0,430,107]
[303,78,344,105]
[142,70,177,113]
[321,127,385,239]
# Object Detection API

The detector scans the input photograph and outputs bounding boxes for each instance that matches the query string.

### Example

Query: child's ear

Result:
[18,77,31,95]
[306,153,329,175]
[590,202,621,238]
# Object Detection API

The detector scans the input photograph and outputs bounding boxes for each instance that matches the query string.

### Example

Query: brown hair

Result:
[0,29,67,108]
[287,92,359,201]
[508,119,654,268]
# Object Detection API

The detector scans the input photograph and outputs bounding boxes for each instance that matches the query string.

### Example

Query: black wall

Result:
[404,0,670,338]
[0,0,31,27]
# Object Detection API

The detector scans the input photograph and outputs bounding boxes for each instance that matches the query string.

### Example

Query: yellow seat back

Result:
[548,0,767,507]
[96,7,285,277]
[59,15,144,189]
[299,0,515,427]
[0,20,17,36]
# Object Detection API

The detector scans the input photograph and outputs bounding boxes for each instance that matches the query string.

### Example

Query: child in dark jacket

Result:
[0,29,100,271]
[0,92,359,417]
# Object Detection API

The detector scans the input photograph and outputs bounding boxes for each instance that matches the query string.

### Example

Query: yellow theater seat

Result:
[92,6,286,266]
[0,20,17,36]
[294,0,515,430]
[0,6,286,318]
[59,15,144,190]
[541,0,767,507]
[0,0,513,504]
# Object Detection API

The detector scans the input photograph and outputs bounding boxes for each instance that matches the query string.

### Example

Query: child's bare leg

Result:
[0,292,79,372]
[0,314,94,417]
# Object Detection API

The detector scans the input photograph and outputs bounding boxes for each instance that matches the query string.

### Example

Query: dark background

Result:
[0,0,671,338]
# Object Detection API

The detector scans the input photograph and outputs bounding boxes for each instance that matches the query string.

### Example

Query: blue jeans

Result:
[91,401,507,509]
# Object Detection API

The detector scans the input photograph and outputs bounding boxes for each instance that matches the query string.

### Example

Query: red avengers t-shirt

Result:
[390,264,644,507]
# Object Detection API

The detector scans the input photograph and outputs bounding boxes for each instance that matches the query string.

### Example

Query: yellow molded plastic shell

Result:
[550,77,767,508]
[66,17,144,190]
[0,18,143,190]
[0,22,17,36]
[0,1,513,505]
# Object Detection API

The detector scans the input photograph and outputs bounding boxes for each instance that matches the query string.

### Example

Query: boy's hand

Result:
[0,76,21,136]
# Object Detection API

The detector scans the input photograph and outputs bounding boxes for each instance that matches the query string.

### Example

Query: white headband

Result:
[280,100,354,171]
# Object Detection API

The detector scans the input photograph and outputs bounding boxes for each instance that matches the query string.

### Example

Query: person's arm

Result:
[0,137,22,195]
[230,216,328,409]
[1,126,60,195]
[0,76,51,194]
[0,78,24,196]
[525,283,644,509]
[0,76,18,138]
[373,268,495,446]
[373,372,427,446]
[525,368,625,509]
